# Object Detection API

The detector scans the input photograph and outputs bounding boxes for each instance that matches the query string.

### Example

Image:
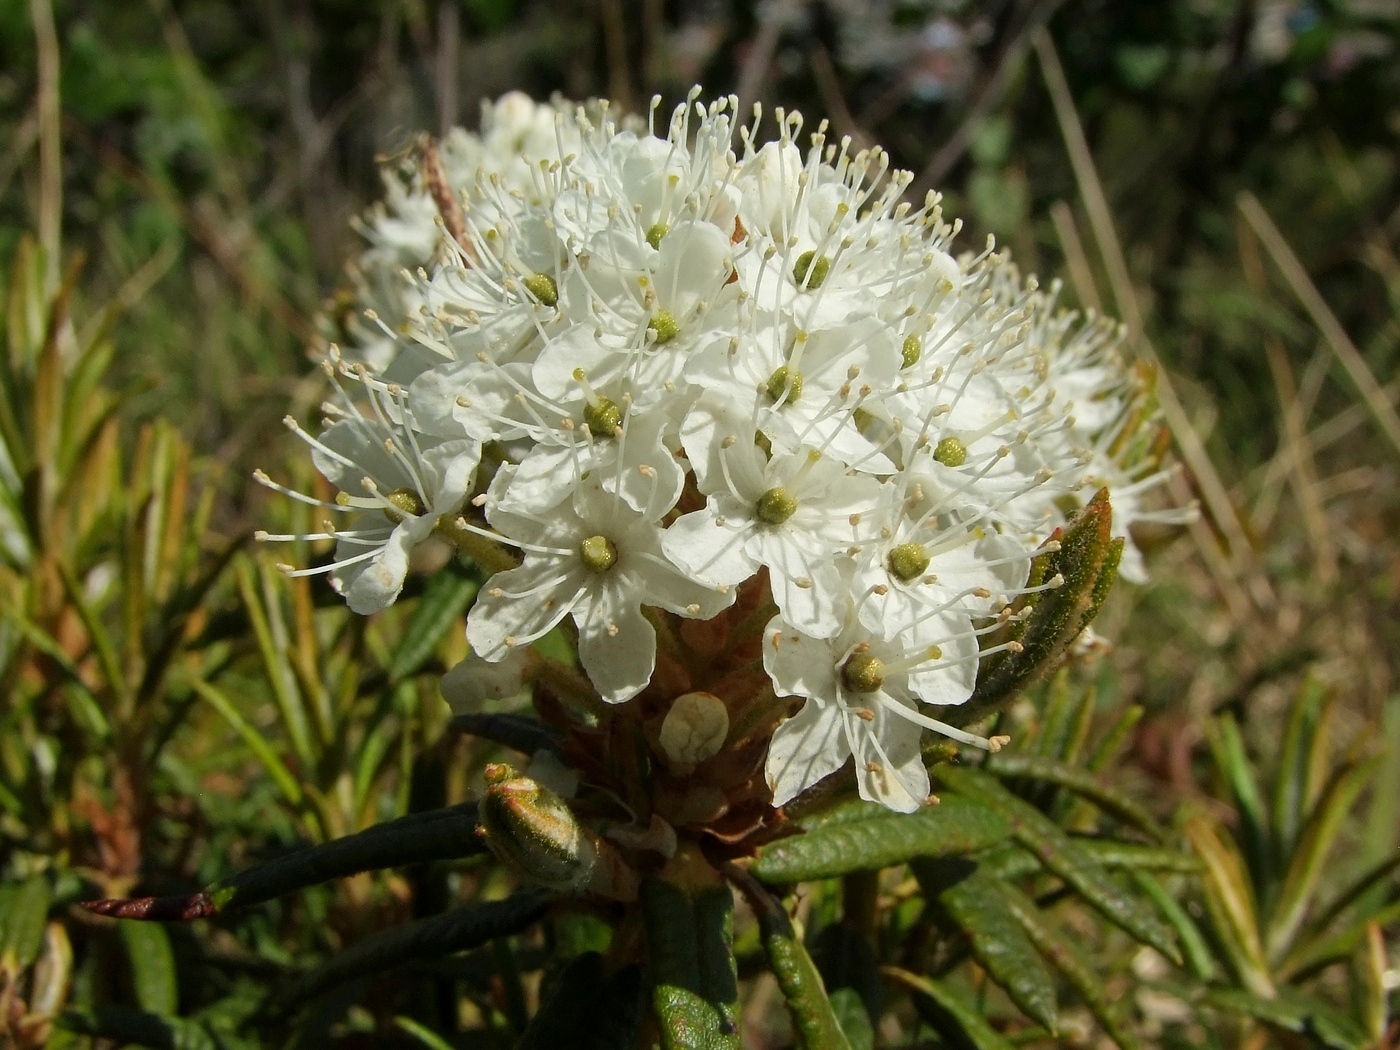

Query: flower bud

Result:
[477,763,637,900]
[659,692,729,766]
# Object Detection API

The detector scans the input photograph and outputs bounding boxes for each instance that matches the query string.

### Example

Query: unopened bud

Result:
[477,763,637,900]
[658,692,729,766]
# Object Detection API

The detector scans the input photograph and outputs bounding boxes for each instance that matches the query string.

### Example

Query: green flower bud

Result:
[841,652,886,694]
[478,763,597,890]
[646,222,669,249]
[648,309,679,344]
[887,541,931,581]
[523,272,558,307]
[765,365,803,404]
[755,486,798,525]
[934,435,967,467]
[792,250,831,290]
[579,534,619,573]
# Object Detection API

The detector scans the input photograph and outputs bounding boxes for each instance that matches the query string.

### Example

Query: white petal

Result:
[575,581,655,704]
[661,503,756,586]
[762,617,839,701]
[766,698,848,807]
[339,524,415,614]
[466,563,584,659]
[852,695,929,813]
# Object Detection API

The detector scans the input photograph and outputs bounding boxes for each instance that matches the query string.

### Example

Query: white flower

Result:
[466,473,733,704]
[763,610,994,812]
[663,435,881,639]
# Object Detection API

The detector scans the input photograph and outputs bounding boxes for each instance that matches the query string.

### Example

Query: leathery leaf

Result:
[938,765,1181,963]
[884,966,1017,1050]
[752,793,1010,883]
[643,875,741,1049]
[913,859,1058,1033]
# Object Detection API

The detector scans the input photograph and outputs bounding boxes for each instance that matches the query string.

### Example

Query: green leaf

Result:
[1205,987,1371,1050]
[985,752,1164,841]
[1205,715,1269,883]
[752,794,1010,883]
[827,989,875,1050]
[1185,815,1275,998]
[395,1015,458,1050]
[83,802,486,920]
[0,875,52,969]
[914,860,1058,1033]
[745,879,853,1050]
[269,890,551,1016]
[938,765,1181,963]
[515,952,645,1050]
[1130,872,1216,982]
[389,560,478,683]
[120,921,178,1015]
[1266,756,1379,963]
[190,678,303,806]
[58,1006,218,1050]
[642,876,741,1050]
[952,494,1120,728]
[1272,677,1327,858]
[884,966,1016,1050]
[998,881,1141,1049]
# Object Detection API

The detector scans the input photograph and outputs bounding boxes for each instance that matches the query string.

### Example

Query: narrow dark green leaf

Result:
[396,1016,458,1050]
[1266,756,1380,964]
[84,802,485,920]
[389,561,478,683]
[120,921,178,1015]
[269,890,550,1016]
[915,861,1058,1033]
[1087,704,1144,773]
[985,752,1164,841]
[190,678,303,806]
[1206,715,1269,883]
[752,794,1010,883]
[1205,988,1370,1050]
[827,989,875,1050]
[742,877,853,1050]
[1272,678,1326,858]
[1185,816,1275,998]
[450,712,562,756]
[643,877,741,1050]
[976,840,1197,882]
[999,881,1140,1049]
[1130,872,1216,982]
[0,875,51,968]
[58,1006,217,1050]
[883,967,1016,1050]
[515,952,645,1050]
[938,765,1181,963]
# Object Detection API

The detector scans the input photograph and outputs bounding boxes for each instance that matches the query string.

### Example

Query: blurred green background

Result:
[0,1,1396,1046]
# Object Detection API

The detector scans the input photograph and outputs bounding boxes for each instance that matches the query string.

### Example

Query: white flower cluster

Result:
[267,90,1178,813]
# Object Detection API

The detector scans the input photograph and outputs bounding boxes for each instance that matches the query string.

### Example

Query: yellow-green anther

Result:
[765,365,804,404]
[755,486,798,525]
[934,435,967,467]
[385,487,426,521]
[523,272,558,307]
[646,222,669,249]
[792,250,831,290]
[841,652,886,694]
[648,309,679,344]
[579,534,619,573]
[901,334,922,368]
[583,396,623,437]
[887,541,931,581]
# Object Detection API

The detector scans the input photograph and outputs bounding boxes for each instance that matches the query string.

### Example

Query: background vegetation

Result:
[0,0,1396,1046]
